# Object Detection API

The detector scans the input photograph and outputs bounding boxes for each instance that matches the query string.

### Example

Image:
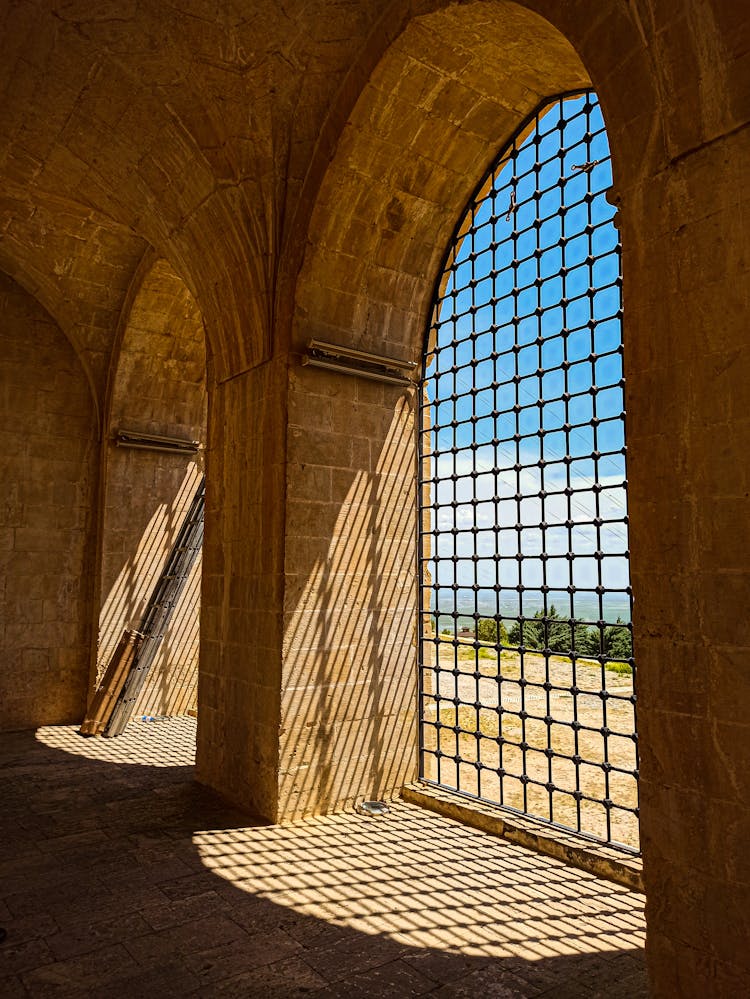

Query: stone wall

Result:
[620,71,750,999]
[0,272,95,729]
[1,2,749,995]
[279,365,418,819]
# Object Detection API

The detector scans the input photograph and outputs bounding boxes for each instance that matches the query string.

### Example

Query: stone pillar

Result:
[278,361,418,819]
[195,357,287,820]
[195,345,419,822]
[622,124,750,994]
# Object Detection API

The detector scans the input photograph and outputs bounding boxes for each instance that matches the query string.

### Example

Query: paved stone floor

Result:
[0,718,647,997]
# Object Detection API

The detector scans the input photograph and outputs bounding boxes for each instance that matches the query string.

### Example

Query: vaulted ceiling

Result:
[1,0,743,409]
[0,0,389,396]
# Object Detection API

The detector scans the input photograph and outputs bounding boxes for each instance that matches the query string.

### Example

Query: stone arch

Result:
[284,5,750,993]
[282,1,642,823]
[289,0,662,352]
[95,257,207,723]
[0,271,97,730]
[296,4,596,361]
[1,10,275,383]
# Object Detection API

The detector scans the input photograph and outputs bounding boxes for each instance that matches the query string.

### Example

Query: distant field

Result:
[421,639,639,850]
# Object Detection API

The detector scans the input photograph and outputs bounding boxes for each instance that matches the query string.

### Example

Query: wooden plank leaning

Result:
[79,629,143,736]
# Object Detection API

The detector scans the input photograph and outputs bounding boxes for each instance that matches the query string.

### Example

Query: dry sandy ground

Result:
[421,642,639,849]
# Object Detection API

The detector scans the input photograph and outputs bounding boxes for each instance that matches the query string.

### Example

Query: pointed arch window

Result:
[418,92,638,851]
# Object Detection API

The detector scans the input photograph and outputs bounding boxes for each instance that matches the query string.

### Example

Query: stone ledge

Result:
[401,781,643,893]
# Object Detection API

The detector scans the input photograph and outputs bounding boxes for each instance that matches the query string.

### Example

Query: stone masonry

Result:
[0,2,748,995]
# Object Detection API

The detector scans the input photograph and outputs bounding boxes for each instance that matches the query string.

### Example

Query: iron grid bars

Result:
[418,92,639,852]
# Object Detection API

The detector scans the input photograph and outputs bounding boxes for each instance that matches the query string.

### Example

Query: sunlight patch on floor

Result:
[195,799,645,961]
[34,716,196,767]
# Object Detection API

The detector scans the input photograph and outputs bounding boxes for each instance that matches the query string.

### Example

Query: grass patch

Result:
[605,660,633,675]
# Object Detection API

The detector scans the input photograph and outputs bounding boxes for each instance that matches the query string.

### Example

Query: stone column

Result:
[195,343,419,822]
[195,356,287,820]
[278,360,418,819]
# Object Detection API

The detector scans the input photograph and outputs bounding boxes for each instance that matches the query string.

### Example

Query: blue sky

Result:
[422,94,632,623]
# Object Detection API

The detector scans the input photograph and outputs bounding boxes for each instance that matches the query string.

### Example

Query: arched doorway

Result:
[94,258,207,732]
[0,273,96,730]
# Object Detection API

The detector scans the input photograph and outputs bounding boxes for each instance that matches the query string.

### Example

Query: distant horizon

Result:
[428,593,631,628]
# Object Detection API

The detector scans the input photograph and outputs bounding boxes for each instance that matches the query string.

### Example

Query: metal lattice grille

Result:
[418,92,639,851]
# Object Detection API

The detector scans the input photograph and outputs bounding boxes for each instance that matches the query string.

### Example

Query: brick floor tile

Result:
[20,943,138,993]
[0,974,29,998]
[0,721,648,998]
[141,889,232,931]
[185,928,303,985]
[303,935,408,984]
[318,957,437,997]
[105,959,202,998]
[46,910,152,961]
[124,914,250,967]
[0,934,55,978]
[431,965,528,999]
[0,912,58,945]
[401,949,493,986]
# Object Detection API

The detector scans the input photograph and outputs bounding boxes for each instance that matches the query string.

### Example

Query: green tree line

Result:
[474,606,632,660]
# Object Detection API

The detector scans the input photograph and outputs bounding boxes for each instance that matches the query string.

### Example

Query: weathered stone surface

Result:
[96,257,207,721]
[0,719,648,998]
[0,2,748,995]
[0,272,95,730]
